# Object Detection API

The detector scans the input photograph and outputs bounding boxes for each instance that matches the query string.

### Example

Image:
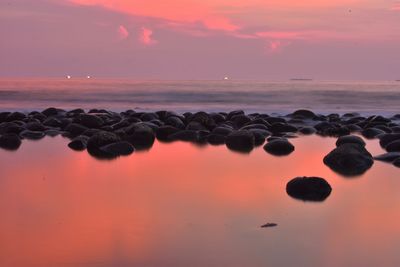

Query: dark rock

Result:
[165,116,185,129]
[25,122,46,132]
[252,131,266,146]
[207,134,225,145]
[292,109,316,118]
[79,114,104,128]
[156,126,180,141]
[286,176,332,201]
[261,223,278,228]
[100,141,134,156]
[374,152,400,162]
[140,112,159,121]
[265,117,286,124]
[186,121,207,131]
[299,126,316,135]
[68,136,89,151]
[379,133,400,148]
[65,123,89,137]
[87,131,121,158]
[168,130,199,142]
[6,112,26,122]
[386,140,400,152]
[45,129,60,137]
[263,139,294,156]
[361,128,385,139]
[240,124,269,131]
[393,158,400,168]
[212,126,233,136]
[346,124,363,132]
[125,124,155,149]
[270,122,297,133]
[0,122,24,134]
[391,126,400,133]
[82,128,100,137]
[0,133,22,150]
[323,143,373,176]
[42,107,59,117]
[43,117,62,127]
[336,135,366,147]
[231,114,252,128]
[20,130,45,140]
[227,110,245,120]
[225,130,255,153]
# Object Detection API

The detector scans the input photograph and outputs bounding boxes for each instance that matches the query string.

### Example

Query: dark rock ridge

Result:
[0,108,397,171]
[286,176,332,201]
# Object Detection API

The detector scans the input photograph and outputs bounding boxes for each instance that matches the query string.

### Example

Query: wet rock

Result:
[227,110,245,120]
[207,134,226,145]
[41,107,59,117]
[125,124,155,149]
[82,128,100,137]
[361,128,385,139]
[79,114,104,128]
[20,130,45,140]
[336,135,366,147]
[6,112,26,122]
[286,176,332,201]
[261,223,278,228]
[263,139,294,156]
[45,129,60,137]
[87,131,120,156]
[168,130,199,142]
[251,131,266,146]
[374,152,400,162]
[225,130,255,153]
[292,109,316,118]
[156,126,180,141]
[186,121,207,131]
[299,126,316,135]
[269,122,297,133]
[165,116,185,129]
[393,158,400,168]
[140,112,159,122]
[0,133,22,150]
[240,124,269,131]
[346,124,363,132]
[212,126,233,136]
[43,117,62,127]
[386,140,400,152]
[323,143,373,176]
[100,141,134,156]
[379,133,400,148]
[231,114,252,128]
[0,122,24,134]
[68,136,89,151]
[25,122,46,132]
[65,123,89,137]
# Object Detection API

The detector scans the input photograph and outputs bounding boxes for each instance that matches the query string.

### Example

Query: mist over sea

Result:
[0,79,399,115]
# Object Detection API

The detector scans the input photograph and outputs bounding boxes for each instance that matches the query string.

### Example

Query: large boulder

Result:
[79,114,104,128]
[99,141,134,156]
[323,143,373,176]
[385,140,400,152]
[156,126,180,142]
[225,130,255,153]
[379,133,400,148]
[87,131,121,158]
[286,176,332,201]
[68,136,89,151]
[291,109,316,119]
[125,124,155,150]
[65,123,89,137]
[0,133,22,150]
[361,128,385,139]
[263,139,295,156]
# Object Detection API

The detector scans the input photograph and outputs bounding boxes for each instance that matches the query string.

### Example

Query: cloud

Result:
[117,25,129,40]
[392,2,400,10]
[266,40,291,54]
[139,27,157,45]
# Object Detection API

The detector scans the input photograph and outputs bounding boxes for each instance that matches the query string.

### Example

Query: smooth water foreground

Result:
[0,135,399,267]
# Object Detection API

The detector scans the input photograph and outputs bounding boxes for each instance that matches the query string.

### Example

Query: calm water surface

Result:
[0,135,399,267]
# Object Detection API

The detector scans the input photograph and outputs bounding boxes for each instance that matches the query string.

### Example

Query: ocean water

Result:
[0,79,399,114]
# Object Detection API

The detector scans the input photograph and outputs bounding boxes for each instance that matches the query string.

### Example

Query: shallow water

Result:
[0,135,399,267]
[1,79,400,115]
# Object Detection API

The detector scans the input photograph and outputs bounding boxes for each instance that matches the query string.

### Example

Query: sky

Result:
[0,0,399,80]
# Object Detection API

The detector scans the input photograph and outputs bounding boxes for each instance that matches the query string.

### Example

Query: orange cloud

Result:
[139,27,157,46]
[117,25,129,40]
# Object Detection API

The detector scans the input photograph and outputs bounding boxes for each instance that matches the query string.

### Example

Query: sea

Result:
[0,78,399,115]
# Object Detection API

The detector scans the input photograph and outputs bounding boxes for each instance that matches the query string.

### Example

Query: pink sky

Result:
[0,0,399,79]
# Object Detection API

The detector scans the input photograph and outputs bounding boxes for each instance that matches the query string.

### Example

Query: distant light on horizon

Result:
[66,75,71,79]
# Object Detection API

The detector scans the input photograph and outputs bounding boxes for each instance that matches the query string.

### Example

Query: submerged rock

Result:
[374,152,400,162]
[100,141,134,156]
[323,143,373,176]
[263,139,294,156]
[286,176,332,201]
[68,136,89,151]
[225,130,255,153]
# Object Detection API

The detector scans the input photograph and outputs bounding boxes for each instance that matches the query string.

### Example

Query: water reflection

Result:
[0,136,399,267]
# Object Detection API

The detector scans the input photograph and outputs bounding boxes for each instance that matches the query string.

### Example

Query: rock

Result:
[292,109,316,118]
[393,158,400,168]
[336,135,366,147]
[240,124,269,131]
[156,126,180,141]
[25,122,46,131]
[68,136,89,151]
[45,129,60,137]
[379,133,400,148]
[251,131,266,146]
[299,127,316,135]
[100,141,134,156]
[323,143,373,176]
[361,128,385,139]
[41,107,59,117]
[125,124,155,149]
[270,122,297,133]
[207,134,226,145]
[20,130,45,140]
[231,114,252,128]
[374,152,400,162]
[165,116,185,129]
[140,112,159,121]
[263,139,294,156]
[286,176,332,201]
[65,123,89,137]
[43,117,62,127]
[212,126,233,136]
[0,122,24,134]
[386,140,400,152]
[186,121,207,131]
[87,131,121,158]
[225,130,255,153]
[168,130,199,142]
[79,114,104,128]
[6,112,26,122]
[0,133,22,150]
[261,223,278,228]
